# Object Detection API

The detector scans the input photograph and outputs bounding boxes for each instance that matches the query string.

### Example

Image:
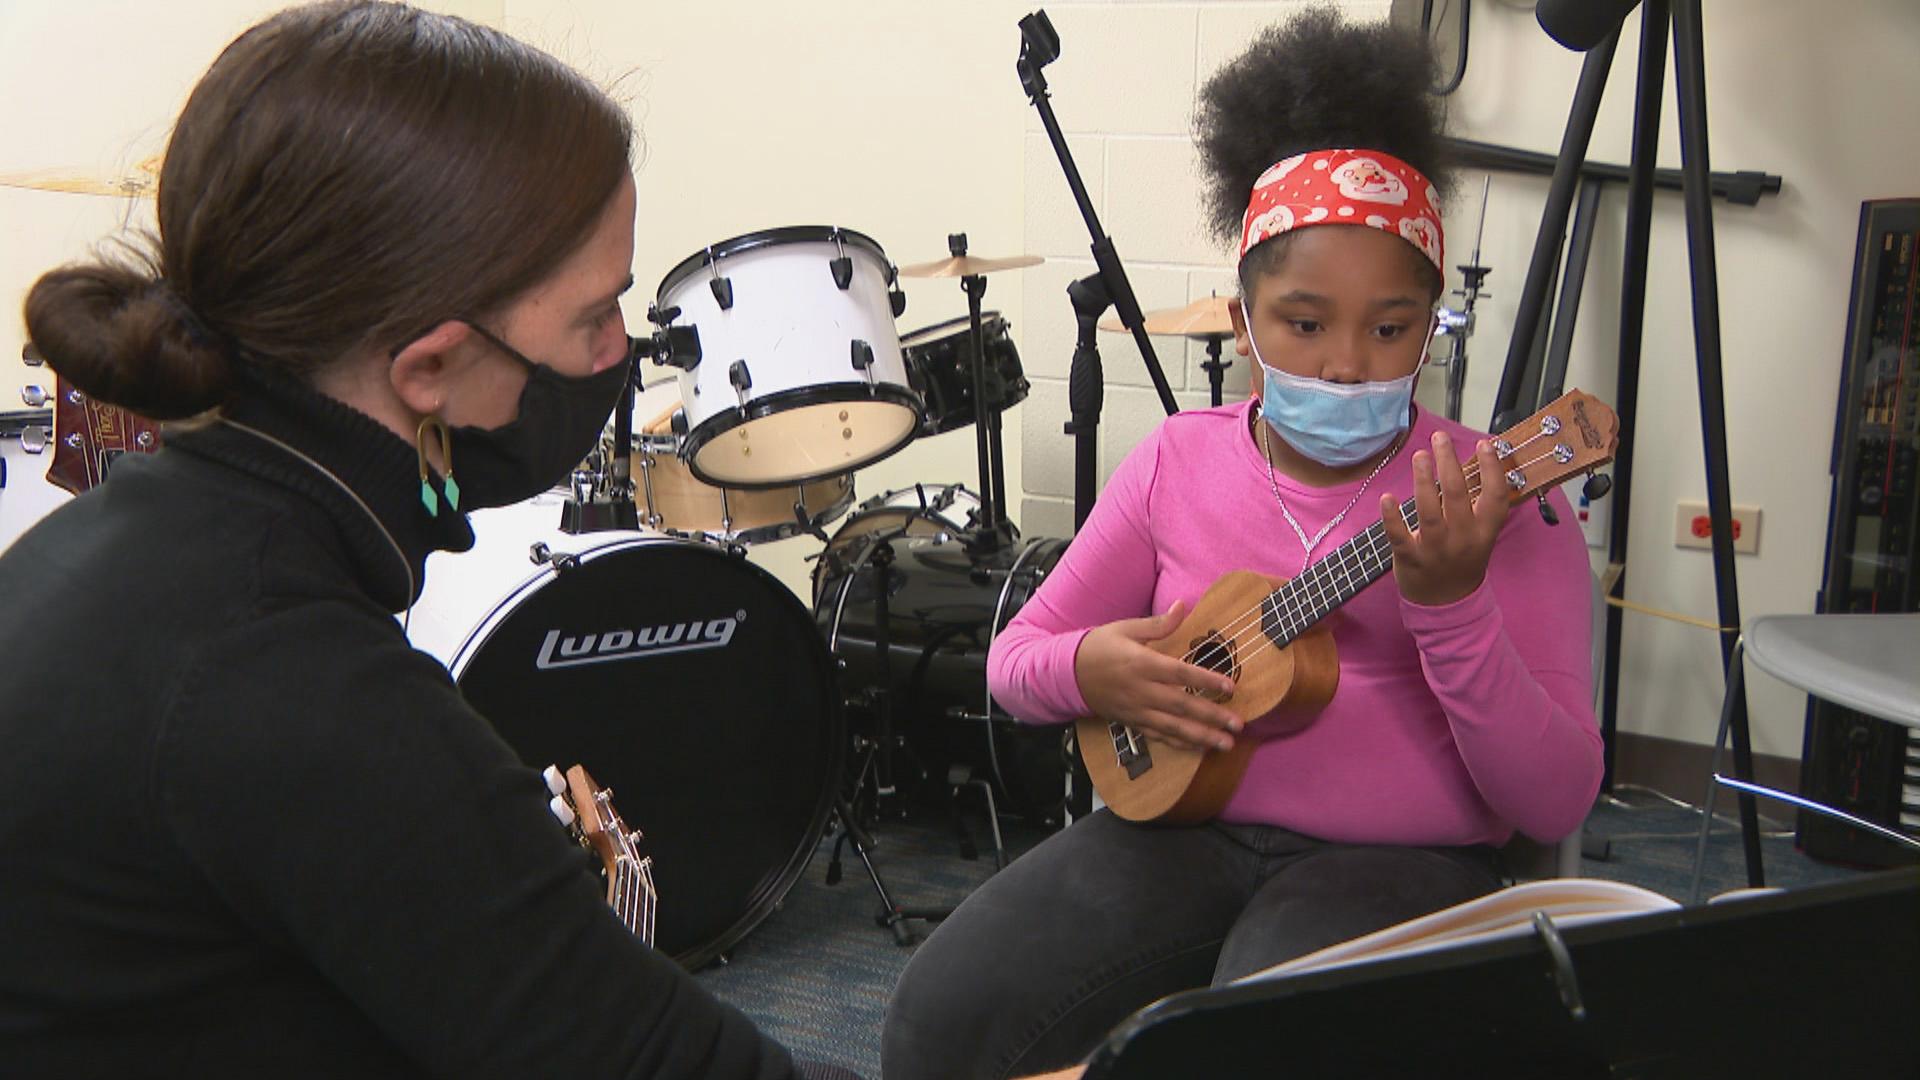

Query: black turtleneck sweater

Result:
[0,369,799,1078]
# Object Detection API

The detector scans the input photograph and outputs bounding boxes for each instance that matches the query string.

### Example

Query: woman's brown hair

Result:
[24,0,634,420]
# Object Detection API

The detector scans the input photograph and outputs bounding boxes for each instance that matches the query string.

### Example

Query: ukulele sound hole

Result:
[1187,632,1238,703]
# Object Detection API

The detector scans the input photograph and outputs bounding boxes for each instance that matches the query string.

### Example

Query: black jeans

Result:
[880,809,1501,1080]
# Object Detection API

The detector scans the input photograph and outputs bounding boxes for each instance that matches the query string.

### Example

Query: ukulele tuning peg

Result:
[1582,472,1614,502]
[541,765,566,796]
[1535,493,1560,527]
[547,794,576,828]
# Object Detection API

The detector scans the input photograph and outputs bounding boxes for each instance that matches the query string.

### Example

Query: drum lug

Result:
[850,340,877,385]
[830,229,853,290]
[889,287,908,319]
[729,361,753,407]
[647,302,681,327]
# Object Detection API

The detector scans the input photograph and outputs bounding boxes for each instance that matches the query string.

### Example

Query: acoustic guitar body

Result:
[1075,570,1338,825]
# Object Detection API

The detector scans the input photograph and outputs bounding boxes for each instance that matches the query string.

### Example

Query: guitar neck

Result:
[610,854,658,947]
[1259,494,1420,649]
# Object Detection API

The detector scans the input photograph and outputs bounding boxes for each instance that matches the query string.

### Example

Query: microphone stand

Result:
[1066,274,1112,531]
[1018,9,1178,529]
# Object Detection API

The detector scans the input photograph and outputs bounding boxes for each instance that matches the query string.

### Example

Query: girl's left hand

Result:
[1380,431,1511,607]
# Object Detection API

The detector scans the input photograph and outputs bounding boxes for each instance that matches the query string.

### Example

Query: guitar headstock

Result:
[543,763,656,945]
[1484,389,1618,505]
[42,370,164,496]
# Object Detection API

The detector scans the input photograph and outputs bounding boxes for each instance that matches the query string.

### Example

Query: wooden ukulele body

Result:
[1074,570,1339,824]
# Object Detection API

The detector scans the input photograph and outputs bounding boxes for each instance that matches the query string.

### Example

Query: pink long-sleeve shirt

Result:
[990,401,1603,846]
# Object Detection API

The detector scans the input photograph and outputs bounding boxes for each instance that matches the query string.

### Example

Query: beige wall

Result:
[7,0,1917,760]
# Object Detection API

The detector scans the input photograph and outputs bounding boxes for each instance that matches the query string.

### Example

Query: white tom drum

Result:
[654,227,921,490]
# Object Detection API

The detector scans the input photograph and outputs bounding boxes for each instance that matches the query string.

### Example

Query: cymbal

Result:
[1098,295,1235,338]
[0,158,159,199]
[897,253,1044,279]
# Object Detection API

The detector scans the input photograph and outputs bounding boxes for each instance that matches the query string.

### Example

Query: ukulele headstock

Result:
[1485,390,1618,505]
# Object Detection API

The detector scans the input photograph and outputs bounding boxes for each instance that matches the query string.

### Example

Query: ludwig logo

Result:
[534,609,745,670]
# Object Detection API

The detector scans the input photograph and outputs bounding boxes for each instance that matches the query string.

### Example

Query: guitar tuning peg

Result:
[1535,493,1560,527]
[21,385,48,408]
[22,341,45,366]
[547,794,576,828]
[1582,472,1614,501]
[541,765,566,796]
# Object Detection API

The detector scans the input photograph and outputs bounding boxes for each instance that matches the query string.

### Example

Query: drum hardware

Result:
[819,523,957,946]
[1429,176,1494,423]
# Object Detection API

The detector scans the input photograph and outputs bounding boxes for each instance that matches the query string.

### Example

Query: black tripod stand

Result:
[1490,0,1774,884]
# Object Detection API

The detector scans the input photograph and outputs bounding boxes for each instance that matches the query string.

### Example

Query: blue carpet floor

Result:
[694,789,1884,1079]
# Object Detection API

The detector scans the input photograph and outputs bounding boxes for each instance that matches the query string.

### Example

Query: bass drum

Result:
[410,494,843,970]
[814,519,1069,821]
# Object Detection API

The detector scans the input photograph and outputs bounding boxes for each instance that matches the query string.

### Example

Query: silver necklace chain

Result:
[1258,419,1404,574]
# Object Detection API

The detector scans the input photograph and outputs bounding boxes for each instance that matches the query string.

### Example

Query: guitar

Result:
[1076,390,1620,824]
[543,764,658,945]
[21,344,164,495]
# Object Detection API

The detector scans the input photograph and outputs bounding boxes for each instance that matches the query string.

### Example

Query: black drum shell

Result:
[816,529,1068,819]
[900,312,1031,436]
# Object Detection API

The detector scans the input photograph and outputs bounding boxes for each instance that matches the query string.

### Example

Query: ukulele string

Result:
[1177,440,1567,680]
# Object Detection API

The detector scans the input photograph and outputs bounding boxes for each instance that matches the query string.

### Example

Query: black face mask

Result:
[446,320,632,511]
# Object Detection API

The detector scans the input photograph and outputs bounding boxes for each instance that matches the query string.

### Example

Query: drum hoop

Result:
[681,382,924,490]
[900,311,1008,350]
[657,225,891,300]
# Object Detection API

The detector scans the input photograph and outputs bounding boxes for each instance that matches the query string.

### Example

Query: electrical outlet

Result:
[1674,501,1761,555]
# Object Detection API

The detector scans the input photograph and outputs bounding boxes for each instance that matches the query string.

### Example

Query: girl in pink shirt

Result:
[883,11,1603,1080]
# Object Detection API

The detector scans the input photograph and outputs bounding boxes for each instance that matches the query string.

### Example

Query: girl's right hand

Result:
[1073,600,1243,752]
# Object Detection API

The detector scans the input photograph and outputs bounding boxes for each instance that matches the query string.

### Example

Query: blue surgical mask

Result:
[1250,323,1433,468]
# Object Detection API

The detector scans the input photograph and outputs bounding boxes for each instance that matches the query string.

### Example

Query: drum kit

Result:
[410,225,1065,960]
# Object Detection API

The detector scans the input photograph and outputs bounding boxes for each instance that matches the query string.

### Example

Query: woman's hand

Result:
[1381,430,1511,607]
[1073,601,1242,752]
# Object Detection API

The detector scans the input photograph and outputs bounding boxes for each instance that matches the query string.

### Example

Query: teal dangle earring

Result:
[416,415,459,516]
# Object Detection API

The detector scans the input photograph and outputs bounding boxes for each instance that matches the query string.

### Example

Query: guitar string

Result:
[1169,418,1571,666]
[1164,437,1517,675]
[1101,449,1514,751]
[1183,439,1568,687]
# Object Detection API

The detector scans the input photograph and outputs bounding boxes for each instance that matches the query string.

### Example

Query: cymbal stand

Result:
[946,233,1015,552]
[1197,335,1233,409]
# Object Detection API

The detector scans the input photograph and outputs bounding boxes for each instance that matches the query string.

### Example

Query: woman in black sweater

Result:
[0,3,834,1076]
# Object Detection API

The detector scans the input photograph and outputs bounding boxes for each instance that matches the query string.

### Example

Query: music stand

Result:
[1082,869,1920,1079]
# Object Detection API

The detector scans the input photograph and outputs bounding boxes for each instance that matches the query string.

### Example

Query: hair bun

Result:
[23,264,233,420]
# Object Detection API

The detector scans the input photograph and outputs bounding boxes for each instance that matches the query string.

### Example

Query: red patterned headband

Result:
[1238,148,1444,273]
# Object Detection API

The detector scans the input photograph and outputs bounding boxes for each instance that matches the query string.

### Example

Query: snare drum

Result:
[900,313,1030,435]
[655,227,921,489]
[410,494,843,970]
[1,411,63,554]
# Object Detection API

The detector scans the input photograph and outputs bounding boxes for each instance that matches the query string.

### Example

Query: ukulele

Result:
[1076,390,1620,824]
[543,764,658,945]
[21,343,164,495]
